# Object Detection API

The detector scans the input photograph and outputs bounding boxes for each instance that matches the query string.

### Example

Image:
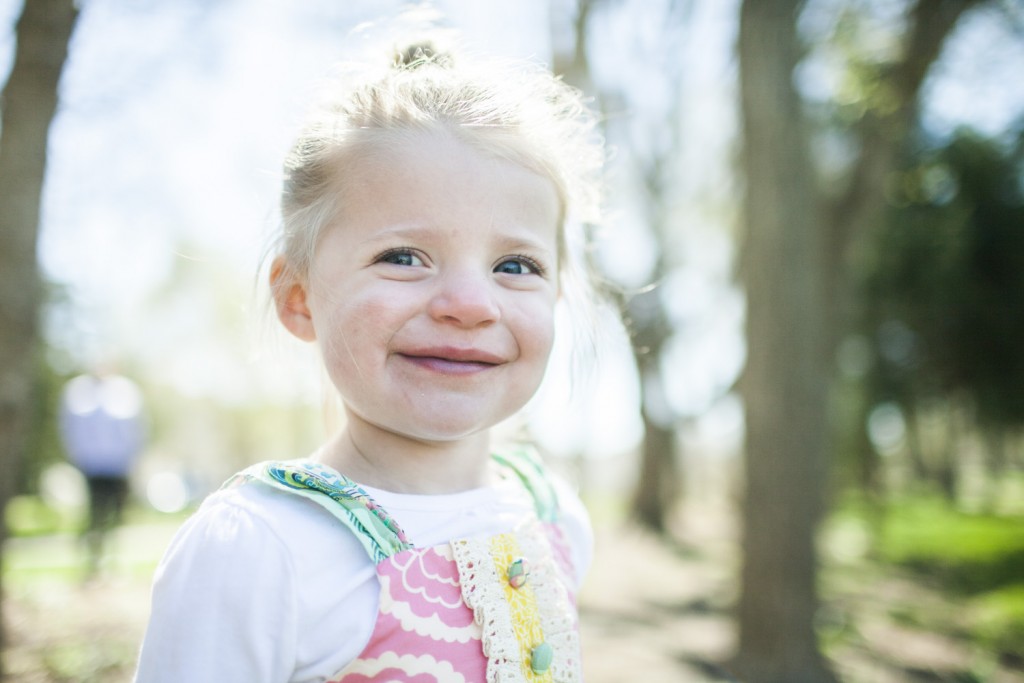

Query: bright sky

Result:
[0,0,651,458]
[1,0,1021,461]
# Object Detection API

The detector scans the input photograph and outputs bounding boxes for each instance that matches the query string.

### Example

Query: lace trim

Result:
[452,536,525,682]
[488,534,547,680]
[452,521,582,683]
[517,523,582,682]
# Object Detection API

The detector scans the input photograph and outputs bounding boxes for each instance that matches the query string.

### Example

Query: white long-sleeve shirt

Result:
[134,465,592,683]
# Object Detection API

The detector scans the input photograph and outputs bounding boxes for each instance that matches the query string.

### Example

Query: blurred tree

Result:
[0,0,79,671]
[734,0,984,680]
[553,0,695,535]
[811,0,986,500]
[861,129,1024,500]
[602,1,689,533]
[735,1,836,680]
[21,342,72,494]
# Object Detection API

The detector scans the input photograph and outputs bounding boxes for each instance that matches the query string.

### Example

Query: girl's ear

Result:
[270,257,317,342]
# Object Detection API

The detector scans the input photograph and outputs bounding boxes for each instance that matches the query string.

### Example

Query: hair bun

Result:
[393,41,453,69]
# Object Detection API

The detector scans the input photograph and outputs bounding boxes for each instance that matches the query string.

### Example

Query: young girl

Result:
[134,32,604,683]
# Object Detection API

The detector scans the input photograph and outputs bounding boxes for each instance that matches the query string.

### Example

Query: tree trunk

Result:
[733,0,981,678]
[552,0,684,533]
[903,402,931,482]
[631,417,680,534]
[625,283,681,534]
[0,0,79,672]
[733,1,837,681]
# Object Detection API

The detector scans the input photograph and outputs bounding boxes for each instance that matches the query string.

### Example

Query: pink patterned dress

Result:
[229,450,583,683]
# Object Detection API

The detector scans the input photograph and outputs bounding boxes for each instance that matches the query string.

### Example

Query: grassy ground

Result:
[3,497,1023,682]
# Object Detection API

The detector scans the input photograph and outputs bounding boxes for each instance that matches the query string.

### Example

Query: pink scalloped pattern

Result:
[331,527,580,682]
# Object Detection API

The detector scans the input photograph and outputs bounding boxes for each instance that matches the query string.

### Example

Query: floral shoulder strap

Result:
[226,448,561,564]
[225,460,413,564]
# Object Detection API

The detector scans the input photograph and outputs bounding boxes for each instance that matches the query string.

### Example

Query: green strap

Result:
[492,446,560,523]
[225,460,413,564]
[226,448,560,562]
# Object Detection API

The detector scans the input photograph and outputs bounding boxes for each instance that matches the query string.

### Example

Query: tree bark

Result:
[733,0,982,679]
[627,286,680,533]
[733,1,836,681]
[0,0,79,671]
[630,413,680,533]
[625,171,684,535]
[552,0,685,533]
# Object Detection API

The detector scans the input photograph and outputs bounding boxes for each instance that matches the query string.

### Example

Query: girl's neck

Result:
[317,422,496,495]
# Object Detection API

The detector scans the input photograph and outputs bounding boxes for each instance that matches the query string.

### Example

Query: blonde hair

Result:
[267,32,610,395]
[273,38,605,285]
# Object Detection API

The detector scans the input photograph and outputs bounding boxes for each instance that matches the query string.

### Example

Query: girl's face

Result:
[279,130,561,446]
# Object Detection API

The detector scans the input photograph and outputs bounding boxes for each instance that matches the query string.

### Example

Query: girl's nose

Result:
[427,269,501,327]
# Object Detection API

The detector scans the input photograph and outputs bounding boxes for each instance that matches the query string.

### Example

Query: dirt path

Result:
[581,515,1023,683]
[580,524,739,682]
[4,514,1023,682]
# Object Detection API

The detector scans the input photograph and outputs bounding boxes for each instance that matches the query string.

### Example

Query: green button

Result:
[508,557,529,588]
[530,642,553,674]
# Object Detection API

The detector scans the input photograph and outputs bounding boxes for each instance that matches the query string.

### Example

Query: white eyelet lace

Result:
[451,519,582,682]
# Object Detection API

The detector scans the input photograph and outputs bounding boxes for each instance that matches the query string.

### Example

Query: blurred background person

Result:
[58,365,145,578]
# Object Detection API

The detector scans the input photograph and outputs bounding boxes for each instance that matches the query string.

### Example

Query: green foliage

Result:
[876,496,1024,594]
[21,344,74,496]
[972,584,1024,660]
[835,495,1024,661]
[41,640,139,683]
[4,494,82,537]
[862,128,1024,427]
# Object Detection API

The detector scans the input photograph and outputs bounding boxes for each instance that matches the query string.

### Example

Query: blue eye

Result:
[494,256,543,276]
[377,249,423,267]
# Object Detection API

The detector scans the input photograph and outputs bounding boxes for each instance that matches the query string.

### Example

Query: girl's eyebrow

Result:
[359,223,434,245]
[361,224,556,254]
[494,233,555,255]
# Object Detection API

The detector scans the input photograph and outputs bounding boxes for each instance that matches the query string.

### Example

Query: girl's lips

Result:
[396,346,506,375]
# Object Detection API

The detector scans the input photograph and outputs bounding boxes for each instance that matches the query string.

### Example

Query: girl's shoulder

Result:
[139,469,380,682]
[491,446,561,521]
[215,453,593,585]
[225,458,414,564]
[493,446,590,528]
[171,471,369,568]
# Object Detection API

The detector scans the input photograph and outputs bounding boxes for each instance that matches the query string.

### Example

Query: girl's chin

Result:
[370,413,510,445]
[385,423,495,444]
[341,393,535,444]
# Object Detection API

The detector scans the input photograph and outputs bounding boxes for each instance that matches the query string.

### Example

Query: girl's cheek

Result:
[516,304,557,355]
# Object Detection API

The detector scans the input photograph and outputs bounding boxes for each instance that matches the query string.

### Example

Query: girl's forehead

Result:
[339,128,566,221]
[354,128,465,169]
[312,131,560,258]
[346,127,554,185]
